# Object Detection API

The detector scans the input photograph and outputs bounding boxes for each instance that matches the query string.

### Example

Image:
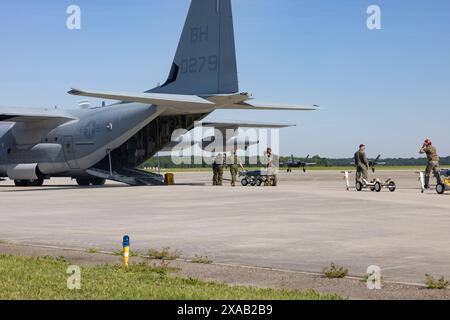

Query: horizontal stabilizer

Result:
[68,88,215,109]
[0,107,76,123]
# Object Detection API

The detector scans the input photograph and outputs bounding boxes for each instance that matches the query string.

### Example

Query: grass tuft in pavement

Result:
[323,263,348,279]
[425,274,449,290]
[191,255,213,264]
[147,247,181,261]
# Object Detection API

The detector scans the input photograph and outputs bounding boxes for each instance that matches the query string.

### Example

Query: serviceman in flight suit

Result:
[229,146,244,187]
[419,138,442,189]
[354,144,369,183]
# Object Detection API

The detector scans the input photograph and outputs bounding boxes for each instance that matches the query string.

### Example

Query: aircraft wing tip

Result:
[68,88,82,95]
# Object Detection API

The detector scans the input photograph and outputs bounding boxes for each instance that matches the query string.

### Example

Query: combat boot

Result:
[424,175,430,189]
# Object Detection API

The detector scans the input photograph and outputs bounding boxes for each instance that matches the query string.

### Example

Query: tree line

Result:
[141,155,450,169]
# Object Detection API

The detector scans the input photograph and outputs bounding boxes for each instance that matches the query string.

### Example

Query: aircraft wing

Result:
[0,107,76,123]
[224,100,319,111]
[68,88,215,109]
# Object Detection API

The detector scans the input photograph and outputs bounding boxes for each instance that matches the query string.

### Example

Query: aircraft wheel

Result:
[14,179,44,187]
[355,181,363,192]
[388,181,396,192]
[14,180,29,187]
[91,178,106,186]
[374,181,382,192]
[76,179,92,186]
[436,183,446,195]
[241,178,248,187]
[28,179,44,187]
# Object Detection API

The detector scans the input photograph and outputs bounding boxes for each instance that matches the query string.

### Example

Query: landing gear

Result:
[76,179,91,186]
[91,178,106,186]
[76,178,106,186]
[14,179,44,187]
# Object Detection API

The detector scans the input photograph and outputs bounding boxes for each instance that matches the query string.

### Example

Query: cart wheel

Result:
[388,181,396,192]
[272,176,278,187]
[241,178,248,187]
[374,181,382,192]
[355,181,363,191]
[436,183,445,195]
[256,179,263,187]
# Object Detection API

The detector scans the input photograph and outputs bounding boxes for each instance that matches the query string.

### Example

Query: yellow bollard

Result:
[122,235,130,267]
[165,173,175,185]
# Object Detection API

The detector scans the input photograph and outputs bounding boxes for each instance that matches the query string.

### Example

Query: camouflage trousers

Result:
[425,161,442,187]
[212,164,224,186]
[230,165,239,186]
[356,166,369,183]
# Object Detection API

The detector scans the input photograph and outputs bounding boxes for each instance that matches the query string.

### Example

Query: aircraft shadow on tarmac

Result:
[0,182,206,192]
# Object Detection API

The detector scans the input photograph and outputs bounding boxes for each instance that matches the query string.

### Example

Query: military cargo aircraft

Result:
[0,0,317,187]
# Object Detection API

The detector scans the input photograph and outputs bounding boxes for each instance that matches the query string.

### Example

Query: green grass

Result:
[0,255,341,300]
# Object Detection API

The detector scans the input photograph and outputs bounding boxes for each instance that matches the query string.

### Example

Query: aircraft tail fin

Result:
[149,0,238,95]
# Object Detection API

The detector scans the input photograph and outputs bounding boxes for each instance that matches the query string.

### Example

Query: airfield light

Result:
[122,235,130,267]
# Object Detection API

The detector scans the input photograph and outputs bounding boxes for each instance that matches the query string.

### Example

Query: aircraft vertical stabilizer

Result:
[148,0,238,95]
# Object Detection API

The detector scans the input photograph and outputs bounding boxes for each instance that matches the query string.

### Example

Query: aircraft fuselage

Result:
[0,103,197,180]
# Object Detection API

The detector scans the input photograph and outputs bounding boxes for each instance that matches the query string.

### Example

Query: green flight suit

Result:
[354,150,369,183]
[420,145,442,188]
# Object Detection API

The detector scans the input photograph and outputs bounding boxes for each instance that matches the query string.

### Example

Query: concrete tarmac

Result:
[0,170,449,284]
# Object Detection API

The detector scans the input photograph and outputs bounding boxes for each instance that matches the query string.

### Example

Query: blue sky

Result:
[0,0,449,157]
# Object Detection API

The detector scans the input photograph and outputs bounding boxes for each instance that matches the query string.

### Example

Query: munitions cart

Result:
[239,169,278,187]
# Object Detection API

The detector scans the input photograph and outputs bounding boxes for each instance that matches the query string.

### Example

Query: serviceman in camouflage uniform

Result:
[419,139,442,189]
[218,153,227,185]
[212,153,224,186]
[354,144,369,183]
[229,146,244,187]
